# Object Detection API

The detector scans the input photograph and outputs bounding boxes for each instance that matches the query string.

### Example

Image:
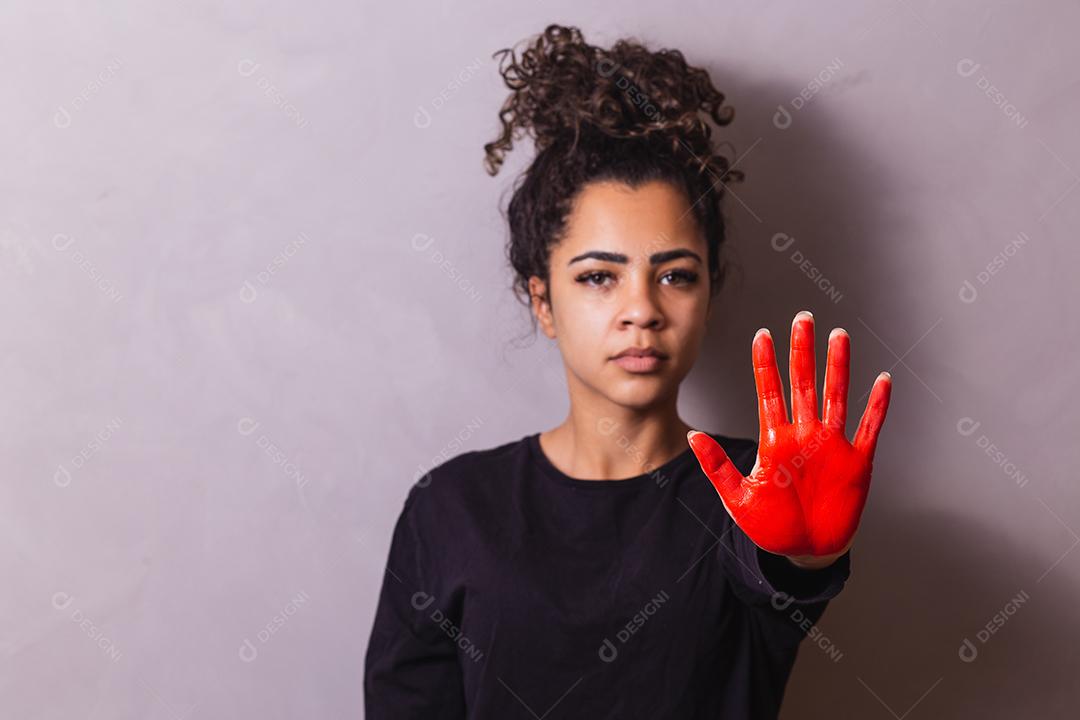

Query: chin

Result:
[604,377,673,410]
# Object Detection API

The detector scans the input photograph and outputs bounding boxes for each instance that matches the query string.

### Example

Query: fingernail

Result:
[794,310,813,322]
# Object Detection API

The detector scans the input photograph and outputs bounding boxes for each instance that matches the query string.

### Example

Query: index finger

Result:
[753,328,790,434]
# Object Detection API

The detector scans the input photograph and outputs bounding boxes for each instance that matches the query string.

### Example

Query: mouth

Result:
[610,347,668,373]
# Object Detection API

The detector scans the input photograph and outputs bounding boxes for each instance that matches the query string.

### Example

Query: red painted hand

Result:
[688,311,892,560]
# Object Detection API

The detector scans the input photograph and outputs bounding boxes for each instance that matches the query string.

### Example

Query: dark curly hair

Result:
[484,23,745,329]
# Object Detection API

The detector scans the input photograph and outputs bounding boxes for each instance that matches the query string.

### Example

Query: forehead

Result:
[556,180,702,257]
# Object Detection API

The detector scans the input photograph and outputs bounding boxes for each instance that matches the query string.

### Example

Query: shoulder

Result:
[415,434,525,489]
[403,434,529,518]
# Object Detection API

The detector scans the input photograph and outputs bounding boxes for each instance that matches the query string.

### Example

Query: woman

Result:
[365,24,891,719]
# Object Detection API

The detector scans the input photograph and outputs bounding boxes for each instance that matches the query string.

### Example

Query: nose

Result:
[617,274,664,330]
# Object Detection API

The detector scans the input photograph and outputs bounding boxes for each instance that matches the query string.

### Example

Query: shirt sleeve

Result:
[715,436,853,645]
[363,486,467,719]
[720,518,852,648]
[720,514,852,609]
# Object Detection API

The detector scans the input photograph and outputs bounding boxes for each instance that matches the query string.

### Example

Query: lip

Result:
[612,346,667,359]
[613,355,665,373]
[610,346,668,373]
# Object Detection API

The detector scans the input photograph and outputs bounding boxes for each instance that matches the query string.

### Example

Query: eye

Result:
[660,269,699,286]
[575,270,615,288]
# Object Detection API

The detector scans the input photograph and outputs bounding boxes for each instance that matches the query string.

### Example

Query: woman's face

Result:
[529,179,713,411]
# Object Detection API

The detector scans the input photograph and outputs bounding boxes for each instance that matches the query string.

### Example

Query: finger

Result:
[789,310,818,425]
[753,328,789,433]
[822,328,851,433]
[687,430,745,509]
[853,372,893,457]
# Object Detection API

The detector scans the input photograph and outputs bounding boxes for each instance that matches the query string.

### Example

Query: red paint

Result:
[688,312,892,558]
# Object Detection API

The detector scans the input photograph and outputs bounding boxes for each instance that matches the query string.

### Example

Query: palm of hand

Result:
[689,311,892,559]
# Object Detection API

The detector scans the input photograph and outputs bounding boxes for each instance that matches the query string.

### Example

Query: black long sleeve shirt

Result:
[364,431,852,719]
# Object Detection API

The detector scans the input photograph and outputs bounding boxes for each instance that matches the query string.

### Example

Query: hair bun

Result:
[485,24,738,179]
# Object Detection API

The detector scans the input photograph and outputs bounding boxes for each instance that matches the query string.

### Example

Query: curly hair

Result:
[483,23,745,327]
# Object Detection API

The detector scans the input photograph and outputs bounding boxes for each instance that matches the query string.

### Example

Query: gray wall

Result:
[2,1,1076,717]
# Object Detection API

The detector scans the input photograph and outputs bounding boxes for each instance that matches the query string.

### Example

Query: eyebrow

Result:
[567,249,703,266]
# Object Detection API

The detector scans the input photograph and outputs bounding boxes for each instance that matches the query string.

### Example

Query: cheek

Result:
[552,295,616,364]
[557,302,608,344]
[665,300,708,361]
[661,290,705,322]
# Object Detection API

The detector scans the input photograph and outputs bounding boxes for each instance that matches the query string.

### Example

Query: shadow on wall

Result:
[682,69,1077,717]
[784,507,1080,718]
[690,66,926,428]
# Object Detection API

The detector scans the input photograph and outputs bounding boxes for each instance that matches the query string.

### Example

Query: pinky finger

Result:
[853,372,893,458]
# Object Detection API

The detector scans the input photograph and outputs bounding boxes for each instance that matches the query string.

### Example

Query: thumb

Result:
[687,431,745,509]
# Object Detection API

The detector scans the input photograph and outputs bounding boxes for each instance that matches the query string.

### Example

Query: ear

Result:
[528,276,556,339]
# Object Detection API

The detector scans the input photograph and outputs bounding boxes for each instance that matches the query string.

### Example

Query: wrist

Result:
[784,549,846,570]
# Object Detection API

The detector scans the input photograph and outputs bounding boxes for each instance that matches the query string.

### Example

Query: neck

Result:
[540,378,694,481]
